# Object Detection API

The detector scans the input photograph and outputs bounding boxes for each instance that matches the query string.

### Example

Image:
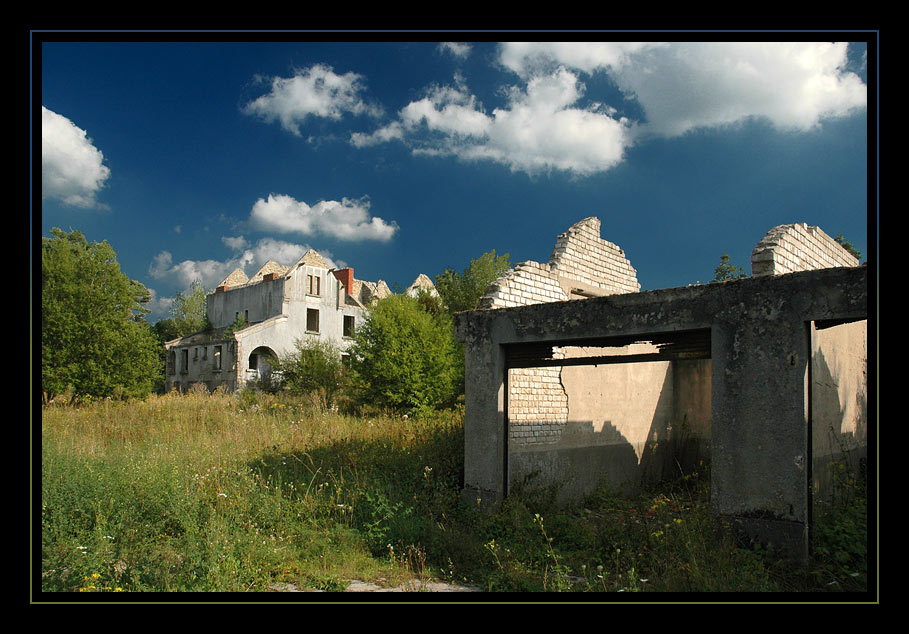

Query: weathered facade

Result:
[455,218,867,558]
[164,250,432,393]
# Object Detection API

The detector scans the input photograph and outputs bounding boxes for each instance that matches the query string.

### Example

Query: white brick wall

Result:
[751,223,860,277]
[478,217,640,446]
[549,217,641,294]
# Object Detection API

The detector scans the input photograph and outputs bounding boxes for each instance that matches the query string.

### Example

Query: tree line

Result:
[41,227,511,413]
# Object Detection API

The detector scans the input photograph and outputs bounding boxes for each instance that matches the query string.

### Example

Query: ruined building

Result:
[455,218,867,558]
[163,249,433,393]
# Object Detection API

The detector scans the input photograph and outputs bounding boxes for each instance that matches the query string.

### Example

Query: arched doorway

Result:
[248,346,278,385]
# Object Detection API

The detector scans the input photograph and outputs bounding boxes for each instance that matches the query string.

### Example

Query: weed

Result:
[40,394,870,595]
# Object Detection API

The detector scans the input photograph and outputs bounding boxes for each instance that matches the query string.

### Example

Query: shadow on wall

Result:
[811,321,868,506]
[508,358,712,506]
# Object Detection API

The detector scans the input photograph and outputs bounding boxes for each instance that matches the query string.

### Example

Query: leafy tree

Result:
[834,233,863,261]
[170,280,208,332]
[348,294,461,414]
[152,280,209,343]
[42,228,160,399]
[435,250,511,315]
[274,338,346,407]
[712,253,747,282]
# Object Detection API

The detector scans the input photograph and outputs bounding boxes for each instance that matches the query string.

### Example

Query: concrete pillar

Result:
[711,315,812,559]
[461,338,507,507]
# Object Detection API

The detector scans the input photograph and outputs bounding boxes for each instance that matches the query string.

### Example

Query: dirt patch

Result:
[269,579,481,593]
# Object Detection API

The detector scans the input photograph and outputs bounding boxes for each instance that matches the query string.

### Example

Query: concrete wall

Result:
[165,338,239,393]
[460,217,867,558]
[811,320,868,503]
[207,276,287,327]
[457,265,867,558]
[751,223,867,505]
[479,218,703,503]
[508,346,712,503]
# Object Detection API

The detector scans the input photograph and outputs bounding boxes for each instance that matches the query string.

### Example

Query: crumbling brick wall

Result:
[477,262,568,309]
[751,223,859,277]
[549,217,640,295]
[477,217,640,448]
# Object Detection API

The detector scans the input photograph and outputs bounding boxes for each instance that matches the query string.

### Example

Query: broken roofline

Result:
[456,265,868,345]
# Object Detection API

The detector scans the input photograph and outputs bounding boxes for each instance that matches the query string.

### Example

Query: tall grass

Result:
[40,391,869,595]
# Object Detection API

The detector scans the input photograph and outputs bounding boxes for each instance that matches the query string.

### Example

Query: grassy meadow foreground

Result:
[40,389,869,595]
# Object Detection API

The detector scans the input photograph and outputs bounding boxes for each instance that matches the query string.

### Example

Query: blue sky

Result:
[37,37,873,322]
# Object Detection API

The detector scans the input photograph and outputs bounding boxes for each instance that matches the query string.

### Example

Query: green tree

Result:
[274,338,346,407]
[712,253,747,282]
[348,294,461,414]
[435,250,511,315]
[42,228,160,400]
[169,279,208,332]
[152,280,209,343]
[834,233,863,261]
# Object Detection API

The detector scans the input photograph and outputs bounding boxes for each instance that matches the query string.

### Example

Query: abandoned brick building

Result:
[456,218,867,557]
[163,249,434,393]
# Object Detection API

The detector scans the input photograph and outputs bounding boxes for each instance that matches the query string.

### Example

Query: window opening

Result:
[307,308,320,333]
[307,274,321,296]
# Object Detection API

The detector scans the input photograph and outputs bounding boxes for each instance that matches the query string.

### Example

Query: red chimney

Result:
[333,268,354,292]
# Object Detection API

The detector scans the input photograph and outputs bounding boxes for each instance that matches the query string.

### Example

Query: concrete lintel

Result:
[455,267,867,348]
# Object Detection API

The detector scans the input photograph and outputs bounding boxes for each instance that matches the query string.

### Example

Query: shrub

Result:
[348,294,461,414]
[274,338,346,408]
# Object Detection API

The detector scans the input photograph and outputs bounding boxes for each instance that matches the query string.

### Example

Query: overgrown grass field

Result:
[40,389,870,596]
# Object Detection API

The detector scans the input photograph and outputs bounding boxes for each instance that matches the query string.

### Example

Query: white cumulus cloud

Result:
[499,41,867,138]
[351,42,866,177]
[42,106,111,208]
[353,68,629,176]
[249,193,398,242]
[243,64,383,135]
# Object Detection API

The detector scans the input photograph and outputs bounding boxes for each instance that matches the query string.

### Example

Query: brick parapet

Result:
[477,261,568,309]
[751,223,860,277]
[549,217,641,294]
